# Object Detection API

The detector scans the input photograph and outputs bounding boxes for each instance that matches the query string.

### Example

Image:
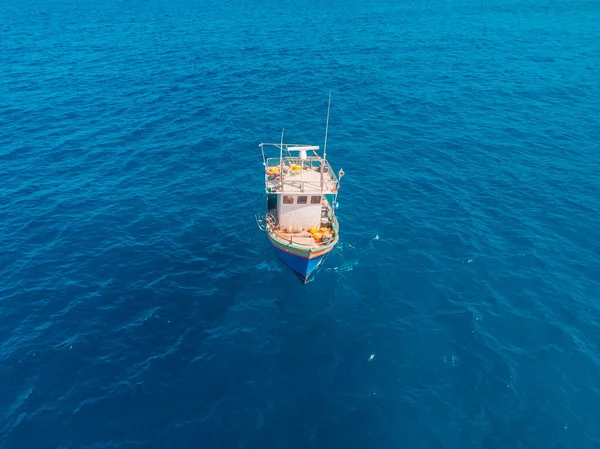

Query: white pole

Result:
[301,158,304,192]
[279,128,284,191]
[320,90,332,192]
[323,90,331,162]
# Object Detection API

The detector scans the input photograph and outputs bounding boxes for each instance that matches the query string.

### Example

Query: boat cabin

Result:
[260,143,341,245]
[276,193,324,232]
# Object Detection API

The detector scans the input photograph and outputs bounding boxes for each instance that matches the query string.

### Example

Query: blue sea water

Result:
[2,0,600,447]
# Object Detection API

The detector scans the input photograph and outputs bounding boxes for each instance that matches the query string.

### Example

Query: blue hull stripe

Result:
[272,246,326,280]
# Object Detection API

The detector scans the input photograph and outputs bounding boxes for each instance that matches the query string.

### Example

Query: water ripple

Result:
[1,0,600,448]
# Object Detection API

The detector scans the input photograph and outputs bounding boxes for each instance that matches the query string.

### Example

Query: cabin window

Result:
[297,196,308,204]
[311,195,321,204]
[283,196,294,204]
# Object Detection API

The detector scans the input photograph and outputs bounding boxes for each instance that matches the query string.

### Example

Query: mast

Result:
[320,90,332,192]
[279,128,284,191]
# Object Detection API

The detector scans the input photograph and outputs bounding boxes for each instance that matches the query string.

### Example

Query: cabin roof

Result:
[265,158,338,194]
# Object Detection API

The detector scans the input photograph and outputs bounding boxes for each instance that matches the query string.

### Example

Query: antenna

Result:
[323,90,331,162]
[280,128,285,191]
[320,91,332,192]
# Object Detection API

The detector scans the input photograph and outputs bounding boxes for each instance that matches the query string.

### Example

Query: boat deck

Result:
[271,229,335,248]
[266,166,338,194]
[273,230,319,247]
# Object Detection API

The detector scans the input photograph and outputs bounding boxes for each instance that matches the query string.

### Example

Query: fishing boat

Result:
[256,95,345,283]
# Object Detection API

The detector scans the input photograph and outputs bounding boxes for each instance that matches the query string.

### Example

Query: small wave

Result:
[255,260,282,272]
[327,260,359,273]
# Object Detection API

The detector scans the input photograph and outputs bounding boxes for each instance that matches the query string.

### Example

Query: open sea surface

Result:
[1,0,600,447]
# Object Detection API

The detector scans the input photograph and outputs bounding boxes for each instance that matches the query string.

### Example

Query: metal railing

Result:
[264,156,339,193]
